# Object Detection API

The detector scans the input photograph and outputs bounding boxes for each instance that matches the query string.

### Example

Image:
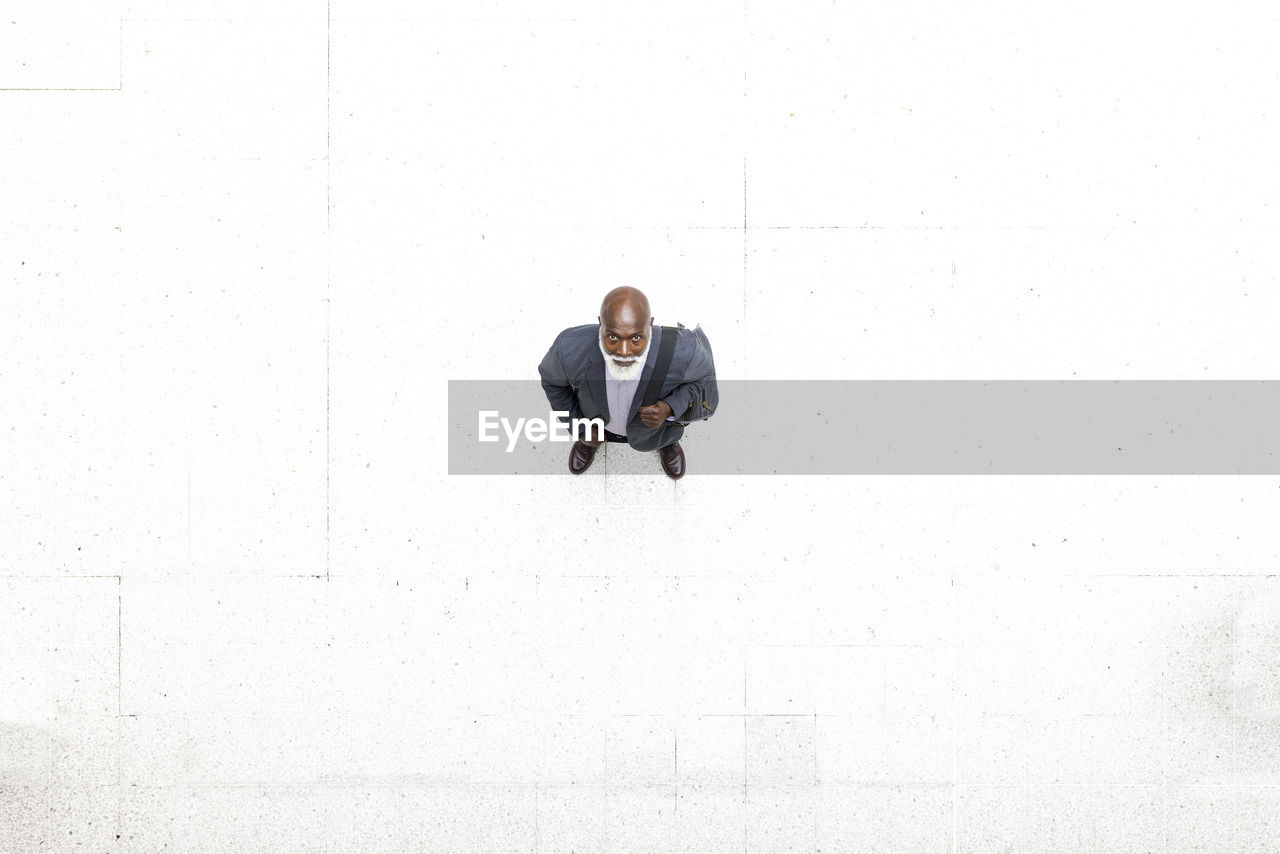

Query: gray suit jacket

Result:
[538,324,716,452]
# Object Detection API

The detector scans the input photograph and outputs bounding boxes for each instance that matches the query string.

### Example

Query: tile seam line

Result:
[324,0,332,582]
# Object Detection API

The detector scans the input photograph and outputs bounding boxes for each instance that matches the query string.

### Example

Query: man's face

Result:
[599,316,650,367]
[598,302,653,381]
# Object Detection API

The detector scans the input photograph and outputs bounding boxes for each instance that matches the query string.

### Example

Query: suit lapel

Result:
[586,347,609,425]
[627,325,663,426]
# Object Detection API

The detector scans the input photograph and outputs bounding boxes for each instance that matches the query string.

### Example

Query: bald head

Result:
[599,286,651,327]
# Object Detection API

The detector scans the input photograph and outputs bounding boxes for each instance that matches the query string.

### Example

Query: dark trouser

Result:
[587,428,678,449]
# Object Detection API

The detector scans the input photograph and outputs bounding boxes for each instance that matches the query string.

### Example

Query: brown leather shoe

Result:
[569,440,600,475]
[658,442,685,479]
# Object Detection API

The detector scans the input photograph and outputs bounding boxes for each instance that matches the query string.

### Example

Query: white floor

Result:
[3,1,1280,851]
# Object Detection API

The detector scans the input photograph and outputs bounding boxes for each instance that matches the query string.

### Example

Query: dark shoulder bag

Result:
[640,324,718,426]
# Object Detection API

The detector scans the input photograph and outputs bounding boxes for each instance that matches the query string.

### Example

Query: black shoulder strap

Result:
[641,326,678,407]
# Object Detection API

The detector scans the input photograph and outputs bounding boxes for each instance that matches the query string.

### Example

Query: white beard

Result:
[598,325,649,381]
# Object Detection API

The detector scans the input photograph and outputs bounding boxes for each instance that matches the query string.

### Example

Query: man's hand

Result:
[638,400,674,428]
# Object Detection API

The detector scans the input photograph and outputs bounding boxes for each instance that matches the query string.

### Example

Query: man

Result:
[538,286,715,479]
